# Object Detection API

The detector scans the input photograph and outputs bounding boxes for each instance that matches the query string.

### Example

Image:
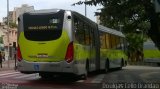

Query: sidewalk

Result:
[0,60,16,71]
[128,61,159,67]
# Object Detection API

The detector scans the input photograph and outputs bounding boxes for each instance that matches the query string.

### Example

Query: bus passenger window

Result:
[73,18,85,44]
[85,25,90,45]
[90,29,95,46]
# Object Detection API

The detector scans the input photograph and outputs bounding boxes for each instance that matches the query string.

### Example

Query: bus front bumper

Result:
[17,60,78,75]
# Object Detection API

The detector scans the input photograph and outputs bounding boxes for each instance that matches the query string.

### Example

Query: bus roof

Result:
[23,9,63,14]
[22,9,125,38]
[143,40,158,50]
[98,25,125,37]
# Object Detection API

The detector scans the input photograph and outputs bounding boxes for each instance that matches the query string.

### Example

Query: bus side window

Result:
[99,31,106,49]
[105,33,110,49]
[74,18,85,45]
[79,21,85,45]
[116,36,121,49]
[123,39,127,52]
[84,25,90,45]
[90,28,95,46]
[109,34,113,49]
[119,37,123,50]
[73,17,79,43]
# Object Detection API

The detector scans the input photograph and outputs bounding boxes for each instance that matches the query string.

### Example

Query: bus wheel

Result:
[80,74,87,80]
[119,59,124,70]
[105,59,109,73]
[86,59,89,74]
[83,59,89,79]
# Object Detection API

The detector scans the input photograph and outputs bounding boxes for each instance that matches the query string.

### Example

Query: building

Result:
[3,11,16,24]
[11,11,16,24]
[1,4,34,60]
[2,17,7,24]
[14,4,34,24]
[0,4,33,60]
[3,4,34,24]
[0,23,17,60]
[8,11,14,23]
[0,23,5,51]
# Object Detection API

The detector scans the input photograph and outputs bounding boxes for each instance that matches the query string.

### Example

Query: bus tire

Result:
[105,59,109,73]
[125,60,127,66]
[84,59,89,79]
[86,59,89,74]
[119,59,124,70]
[80,74,87,80]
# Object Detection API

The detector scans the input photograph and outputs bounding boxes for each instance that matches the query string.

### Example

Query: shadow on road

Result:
[26,70,106,84]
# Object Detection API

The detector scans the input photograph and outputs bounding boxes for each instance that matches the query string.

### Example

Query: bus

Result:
[143,40,160,65]
[17,9,127,79]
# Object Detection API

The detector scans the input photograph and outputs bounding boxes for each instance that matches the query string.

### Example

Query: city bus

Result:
[143,39,160,66]
[17,9,127,79]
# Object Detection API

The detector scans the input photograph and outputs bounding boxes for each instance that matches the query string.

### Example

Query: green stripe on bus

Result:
[144,50,160,58]
[74,43,95,61]
[100,49,127,60]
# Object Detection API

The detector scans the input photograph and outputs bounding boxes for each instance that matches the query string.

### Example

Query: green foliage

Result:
[73,0,160,62]
[98,0,150,33]
[125,33,144,62]
[9,22,17,28]
[0,37,3,44]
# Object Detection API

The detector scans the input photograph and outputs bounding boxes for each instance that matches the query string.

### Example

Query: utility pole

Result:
[85,0,87,17]
[7,0,10,68]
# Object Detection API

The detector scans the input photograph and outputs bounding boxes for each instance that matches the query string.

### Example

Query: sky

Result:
[0,0,101,22]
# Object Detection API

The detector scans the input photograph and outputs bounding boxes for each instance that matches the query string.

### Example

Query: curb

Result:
[127,62,159,67]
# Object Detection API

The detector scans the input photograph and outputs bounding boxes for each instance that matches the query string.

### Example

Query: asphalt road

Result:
[102,66,160,89]
[0,65,160,89]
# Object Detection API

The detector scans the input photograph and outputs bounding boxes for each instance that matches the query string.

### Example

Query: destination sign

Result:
[28,25,57,30]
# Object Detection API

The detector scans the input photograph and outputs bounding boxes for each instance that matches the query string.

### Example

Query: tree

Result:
[9,22,17,28]
[98,0,150,62]
[74,0,160,48]
[73,0,160,62]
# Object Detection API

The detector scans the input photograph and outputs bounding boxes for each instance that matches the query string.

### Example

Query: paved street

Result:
[0,60,16,71]
[0,70,103,89]
[102,66,160,89]
[0,65,160,89]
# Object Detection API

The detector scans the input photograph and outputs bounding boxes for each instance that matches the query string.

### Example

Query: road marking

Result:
[25,73,40,80]
[0,72,19,77]
[0,70,105,84]
[14,73,39,79]
[1,73,23,78]
[0,71,40,80]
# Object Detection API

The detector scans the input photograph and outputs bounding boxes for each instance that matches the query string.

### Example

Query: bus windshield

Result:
[23,10,64,41]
